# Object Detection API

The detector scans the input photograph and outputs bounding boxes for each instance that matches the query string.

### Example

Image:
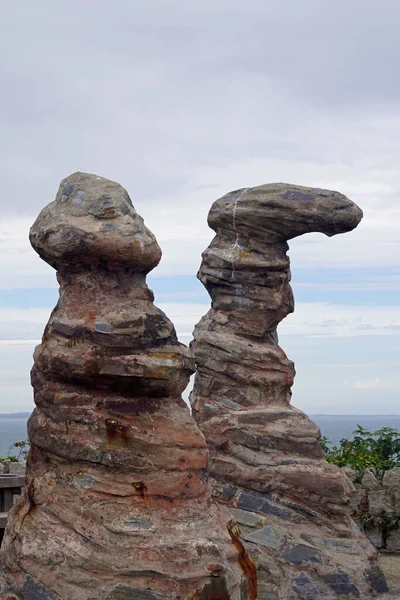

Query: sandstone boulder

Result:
[191,183,386,599]
[0,173,244,600]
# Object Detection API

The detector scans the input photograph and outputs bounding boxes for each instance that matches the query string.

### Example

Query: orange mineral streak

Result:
[132,481,150,507]
[104,418,131,447]
[227,520,257,600]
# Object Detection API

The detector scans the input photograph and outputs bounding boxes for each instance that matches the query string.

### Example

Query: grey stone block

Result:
[321,572,360,597]
[24,576,62,600]
[368,489,395,516]
[106,586,166,600]
[383,467,400,491]
[124,518,153,530]
[341,466,357,482]
[350,487,367,514]
[230,508,264,528]
[292,572,330,599]
[8,461,26,475]
[365,566,389,594]
[282,543,323,566]
[386,528,400,552]
[257,591,279,600]
[301,533,326,549]
[1,460,10,474]
[237,490,293,520]
[244,525,285,550]
[364,528,383,550]
[361,468,380,490]
[221,485,237,498]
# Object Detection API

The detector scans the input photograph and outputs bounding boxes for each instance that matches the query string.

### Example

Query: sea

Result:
[1,413,400,458]
[0,416,29,458]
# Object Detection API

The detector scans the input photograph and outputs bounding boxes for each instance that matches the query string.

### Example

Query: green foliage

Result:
[0,439,30,463]
[321,425,400,477]
[321,427,400,545]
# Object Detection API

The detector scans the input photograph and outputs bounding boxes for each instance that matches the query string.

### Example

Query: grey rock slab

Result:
[365,566,389,594]
[244,525,286,550]
[24,576,62,600]
[369,489,396,516]
[341,466,358,483]
[8,461,26,475]
[301,533,326,549]
[321,572,360,597]
[292,572,331,599]
[383,468,400,491]
[106,586,166,600]
[230,507,264,528]
[237,490,293,520]
[386,529,400,552]
[361,468,380,490]
[324,538,357,553]
[257,591,279,600]
[282,543,323,566]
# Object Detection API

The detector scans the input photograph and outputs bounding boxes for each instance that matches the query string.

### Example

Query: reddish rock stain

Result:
[227,520,257,600]
[105,418,130,447]
[132,481,149,507]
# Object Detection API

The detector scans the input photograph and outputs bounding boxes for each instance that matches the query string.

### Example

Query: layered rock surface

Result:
[190,184,388,599]
[0,173,245,600]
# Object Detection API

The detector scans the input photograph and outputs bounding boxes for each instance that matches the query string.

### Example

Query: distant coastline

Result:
[2,412,400,418]
[0,412,31,419]
[310,414,400,417]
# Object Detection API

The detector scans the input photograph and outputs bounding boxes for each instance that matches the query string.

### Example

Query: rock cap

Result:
[209,183,363,243]
[30,172,161,272]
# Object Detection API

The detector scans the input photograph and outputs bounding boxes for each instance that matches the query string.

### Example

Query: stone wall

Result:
[344,466,400,552]
[4,461,400,554]
[0,461,26,476]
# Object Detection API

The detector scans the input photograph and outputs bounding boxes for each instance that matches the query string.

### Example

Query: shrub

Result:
[0,440,30,463]
[321,425,400,478]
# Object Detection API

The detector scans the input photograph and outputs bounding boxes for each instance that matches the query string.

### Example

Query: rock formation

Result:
[0,173,246,600]
[190,184,388,599]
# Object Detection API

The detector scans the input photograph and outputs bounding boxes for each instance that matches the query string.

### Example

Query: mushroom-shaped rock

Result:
[0,173,244,600]
[209,183,363,243]
[30,171,161,271]
[190,183,387,599]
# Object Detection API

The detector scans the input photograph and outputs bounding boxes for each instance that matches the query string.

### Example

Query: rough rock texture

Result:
[351,467,400,553]
[0,172,245,600]
[190,184,387,599]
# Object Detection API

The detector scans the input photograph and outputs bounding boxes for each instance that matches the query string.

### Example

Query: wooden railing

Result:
[0,474,25,537]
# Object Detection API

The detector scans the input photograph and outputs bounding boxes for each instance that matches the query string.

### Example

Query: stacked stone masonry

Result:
[0,176,391,600]
[190,183,388,599]
[345,466,400,553]
[0,173,245,600]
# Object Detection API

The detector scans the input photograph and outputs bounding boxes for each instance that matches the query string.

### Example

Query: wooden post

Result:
[0,474,25,532]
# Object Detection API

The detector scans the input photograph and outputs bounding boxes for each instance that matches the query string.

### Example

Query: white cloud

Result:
[0,219,55,289]
[1,0,400,414]
[353,378,383,389]
[0,308,51,340]
[1,300,398,347]
[280,303,400,338]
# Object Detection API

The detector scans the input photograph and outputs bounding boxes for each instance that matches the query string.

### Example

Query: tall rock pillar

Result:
[190,184,388,599]
[0,173,244,600]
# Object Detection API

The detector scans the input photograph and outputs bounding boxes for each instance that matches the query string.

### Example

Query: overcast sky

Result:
[0,0,399,415]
